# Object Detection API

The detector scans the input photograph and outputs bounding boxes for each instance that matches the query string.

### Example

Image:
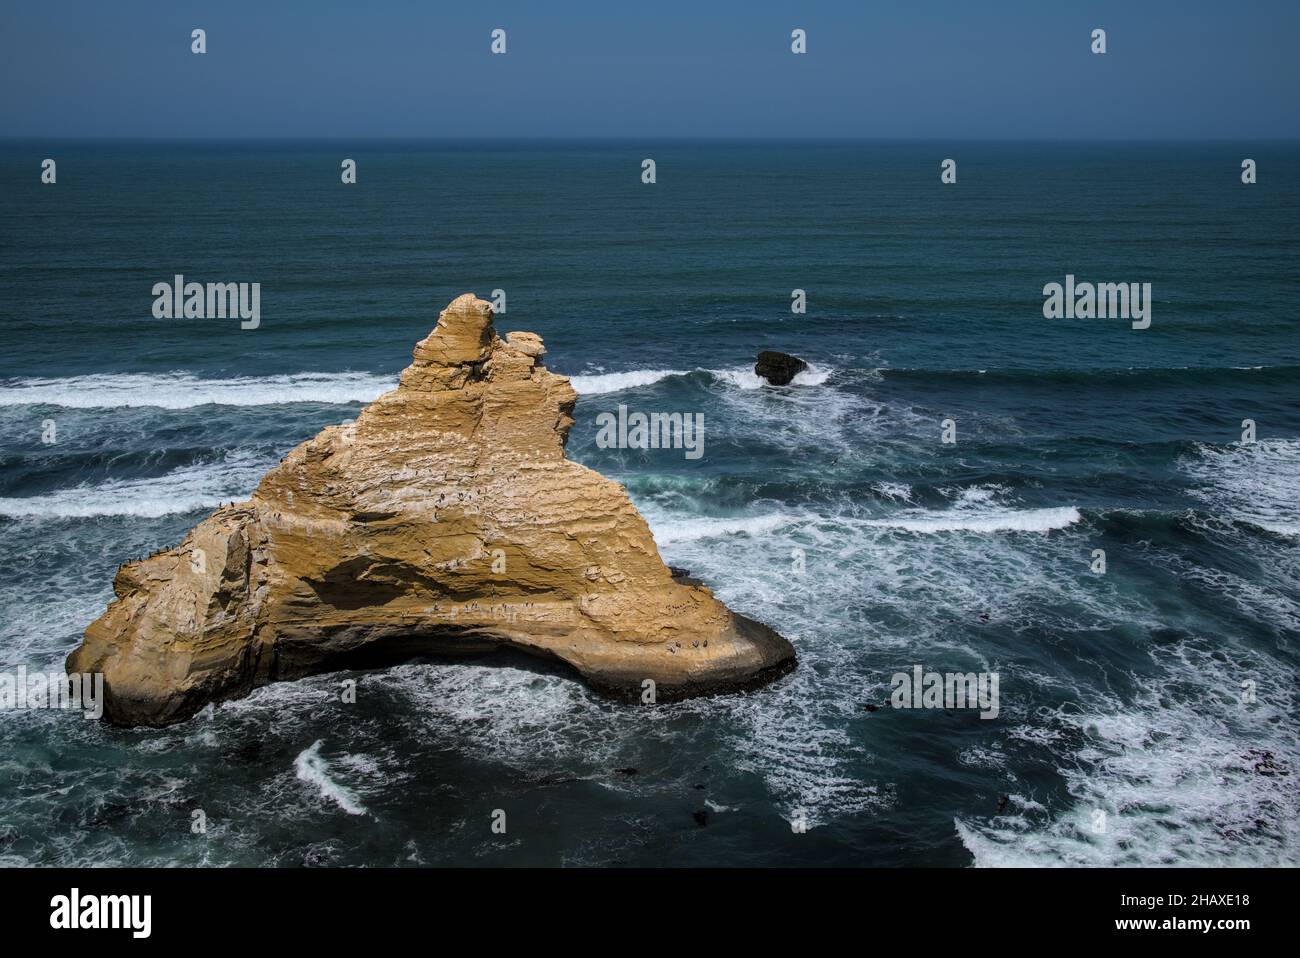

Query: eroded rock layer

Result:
[69,294,796,726]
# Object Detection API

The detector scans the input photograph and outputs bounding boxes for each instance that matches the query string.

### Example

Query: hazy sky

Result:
[3,0,1297,139]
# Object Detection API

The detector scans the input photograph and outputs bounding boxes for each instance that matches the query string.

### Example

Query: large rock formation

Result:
[69,294,795,726]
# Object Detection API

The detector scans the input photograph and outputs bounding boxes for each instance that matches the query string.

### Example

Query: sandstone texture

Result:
[69,294,796,726]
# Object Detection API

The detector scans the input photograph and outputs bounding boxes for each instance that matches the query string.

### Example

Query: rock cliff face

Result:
[69,294,796,726]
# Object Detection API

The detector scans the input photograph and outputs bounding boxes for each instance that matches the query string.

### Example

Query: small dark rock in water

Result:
[754,350,809,386]
[614,767,639,777]
[693,809,709,827]
[996,795,1010,815]
[668,565,704,587]
[862,703,880,712]
[693,783,705,790]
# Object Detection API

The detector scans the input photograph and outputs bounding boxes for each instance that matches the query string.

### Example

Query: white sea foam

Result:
[293,740,369,816]
[945,484,1010,508]
[633,492,1116,830]
[715,364,830,389]
[6,353,1287,866]
[872,482,913,502]
[0,358,842,422]
[712,367,766,390]
[1183,438,1300,536]
[0,452,270,518]
[649,513,795,544]
[791,366,831,386]
[955,641,1299,867]
[863,506,1081,534]
[647,505,1080,544]
[380,661,630,770]
[1,364,832,408]
[567,369,684,395]
[569,363,831,396]
[0,371,395,409]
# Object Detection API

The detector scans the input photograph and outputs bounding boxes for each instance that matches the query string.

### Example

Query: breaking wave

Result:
[0,451,270,518]
[647,505,1081,544]
[568,364,831,395]
[293,740,369,816]
[3,364,834,408]
[0,372,395,409]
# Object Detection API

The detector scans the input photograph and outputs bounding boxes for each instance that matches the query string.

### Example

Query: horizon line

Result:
[4,135,1297,144]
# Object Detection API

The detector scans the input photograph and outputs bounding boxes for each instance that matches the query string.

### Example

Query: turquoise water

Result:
[1,141,1297,866]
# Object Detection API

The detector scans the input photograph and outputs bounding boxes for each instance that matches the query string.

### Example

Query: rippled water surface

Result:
[1,142,1297,866]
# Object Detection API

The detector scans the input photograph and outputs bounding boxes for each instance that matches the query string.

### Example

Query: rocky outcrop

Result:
[754,350,808,386]
[69,294,796,726]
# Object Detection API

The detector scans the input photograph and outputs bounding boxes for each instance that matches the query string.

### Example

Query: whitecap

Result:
[715,363,830,389]
[872,482,913,502]
[568,363,833,396]
[1183,438,1300,537]
[649,513,796,544]
[955,642,1299,868]
[0,371,395,409]
[862,506,1081,534]
[567,369,685,395]
[293,740,369,816]
[0,451,271,518]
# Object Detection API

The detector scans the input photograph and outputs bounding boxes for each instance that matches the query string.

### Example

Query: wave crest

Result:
[0,372,395,409]
[0,452,269,518]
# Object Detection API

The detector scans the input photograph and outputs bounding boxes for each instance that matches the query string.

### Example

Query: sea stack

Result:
[69,294,796,726]
[754,350,808,386]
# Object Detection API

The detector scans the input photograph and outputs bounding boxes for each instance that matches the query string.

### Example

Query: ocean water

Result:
[1,140,1297,867]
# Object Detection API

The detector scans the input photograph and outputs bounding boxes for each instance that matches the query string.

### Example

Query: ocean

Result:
[0,140,1297,866]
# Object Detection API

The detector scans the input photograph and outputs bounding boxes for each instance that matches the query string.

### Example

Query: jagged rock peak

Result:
[69,294,795,726]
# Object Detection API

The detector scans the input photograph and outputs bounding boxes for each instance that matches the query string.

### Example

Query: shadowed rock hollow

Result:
[69,294,796,726]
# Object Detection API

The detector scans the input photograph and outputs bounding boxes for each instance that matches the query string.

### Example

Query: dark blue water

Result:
[1,141,1297,866]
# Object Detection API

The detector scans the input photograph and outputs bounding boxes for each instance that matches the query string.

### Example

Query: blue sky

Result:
[2,0,1297,139]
